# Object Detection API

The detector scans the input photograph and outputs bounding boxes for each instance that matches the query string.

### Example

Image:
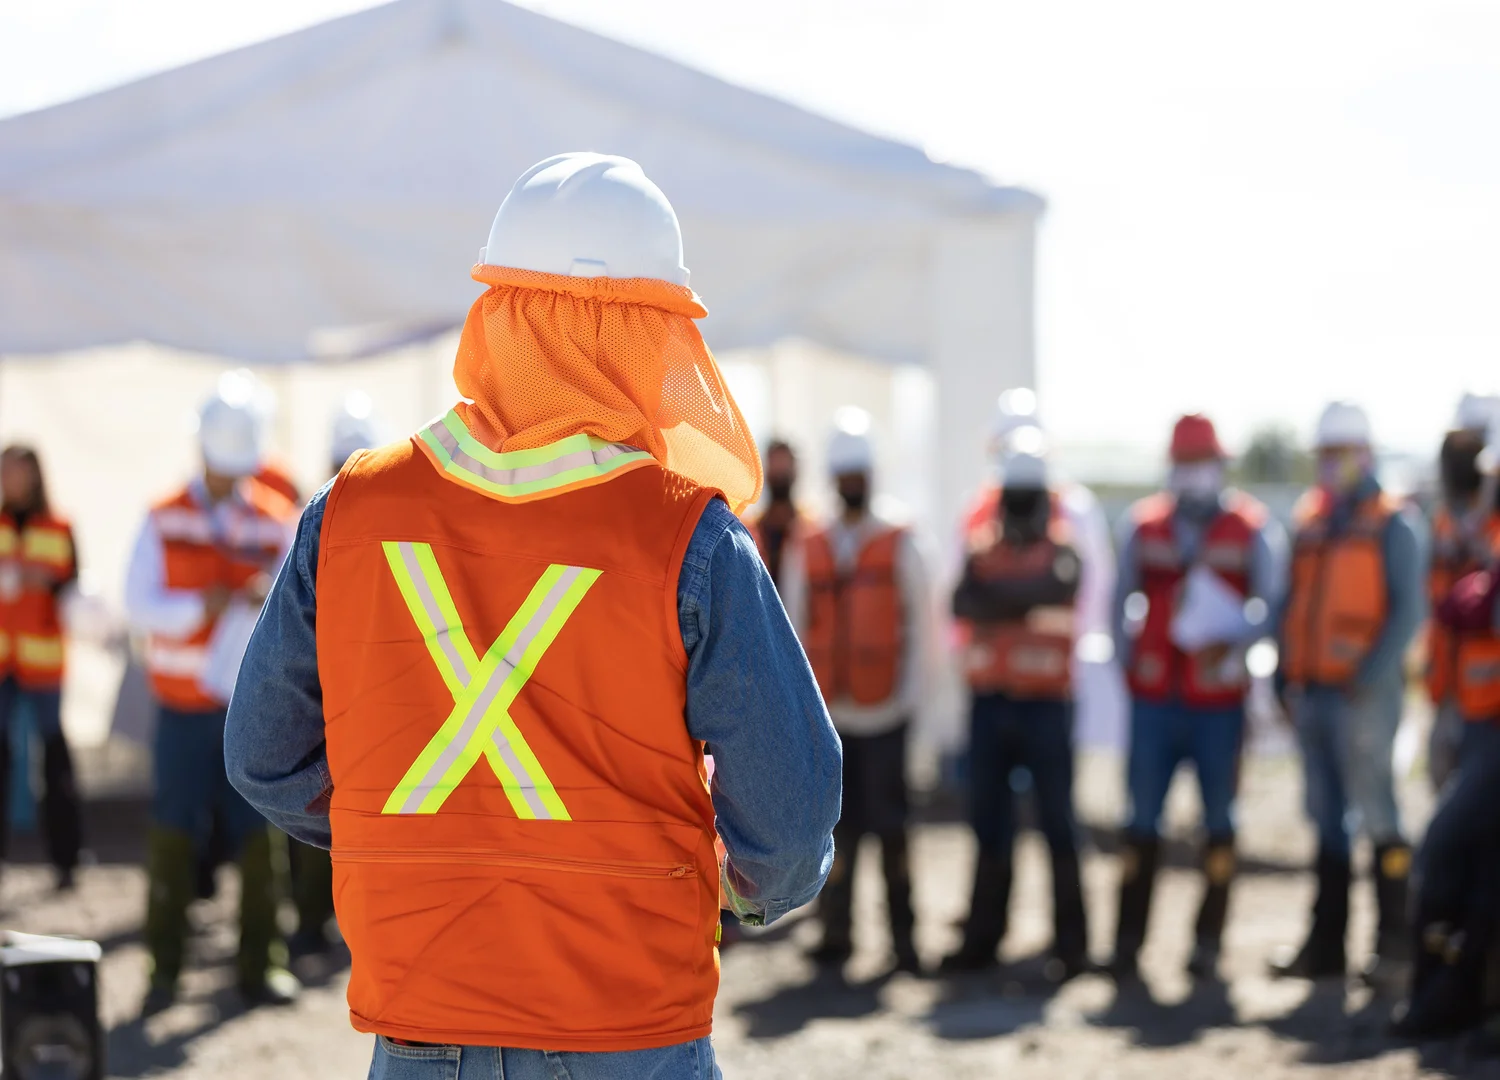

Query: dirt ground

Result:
[5,747,1497,1080]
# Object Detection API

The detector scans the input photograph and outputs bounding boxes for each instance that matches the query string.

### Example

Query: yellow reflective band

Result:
[418,410,652,501]
[0,633,9,661]
[16,634,63,668]
[21,529,72,567]
[381,543,598,820]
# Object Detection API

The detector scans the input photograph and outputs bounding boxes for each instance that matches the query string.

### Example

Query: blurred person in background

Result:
[1107,414,1285,981]
[226,153,840,1078]
[0,445,83,890]
[1271,401,1427,992]
[783,406,931,975]
[1392,415,1500,1040]
[744,438,802,593]
[940,425,1089,981]
[1424,392,1500,792]
[125,374,300,1012]
[283,392,383,960]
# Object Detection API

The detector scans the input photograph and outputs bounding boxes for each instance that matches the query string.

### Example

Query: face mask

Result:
[838,488,867,514]
[1000,487,1044,521]
[1317,450,1369,496]
[767,479,793,503]
[1168,462,1225,505]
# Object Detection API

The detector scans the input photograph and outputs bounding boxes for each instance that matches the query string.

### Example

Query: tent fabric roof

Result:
[0,0,1042,363]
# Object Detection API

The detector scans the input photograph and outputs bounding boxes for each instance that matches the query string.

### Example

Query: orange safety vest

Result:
[1425,506,1500,705]
[1124,492,1264,709]
[1282,489,1396,687]
[144,480,293,712]
[254,461,302,506]
[958,489,1076,699]
[802,523,905,707]
[317,423,720,1051]
[0,510,75,690]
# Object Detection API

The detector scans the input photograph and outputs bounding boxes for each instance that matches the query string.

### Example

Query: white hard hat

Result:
[330,391,382,469]
[827,406,875,475]
[999,424,1049,489]
[1454,391,1500,434]
[198,372,266,478]
[993,387,1041,440]
[1314,400,1372,449]
[481,153,690,285]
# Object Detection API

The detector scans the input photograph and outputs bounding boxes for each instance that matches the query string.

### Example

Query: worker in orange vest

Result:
[1106,414,1284,980]
[940,425,1090,979]
[1392,416,1500,1040]
[1270,401,1427,991]
[1425,392,1500,791]
[744,438,802,593]
[124,373,301,1012]
[781,407,932,975]
[0,445,84,889]
[224,153,841,1078]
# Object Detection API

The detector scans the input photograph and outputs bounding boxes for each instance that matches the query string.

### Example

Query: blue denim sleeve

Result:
[225,481,334,849]
[1353,505,1429,690]
[679,499,841,926]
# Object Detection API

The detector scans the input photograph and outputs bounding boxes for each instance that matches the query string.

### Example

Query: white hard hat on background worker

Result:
[197,371,268,478]
[330,392,382,473]
[827,406,875,476]
[1314,400,1373,449]
[998,423,1049,490]
[1454,392,1500,434]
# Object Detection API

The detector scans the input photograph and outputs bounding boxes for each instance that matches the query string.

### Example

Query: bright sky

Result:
[2,0,1496,453]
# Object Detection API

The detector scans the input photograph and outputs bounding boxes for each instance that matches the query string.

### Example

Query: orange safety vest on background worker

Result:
[317,432,721,1050]
[0,510,75,689]
[144,480,293,711]
[1281,489,1397,686]
[254,461,302,506]
[1126,492,1265,709]
[1425,506,1500,706]
[958,489,1077,699]
[801,525,906,706]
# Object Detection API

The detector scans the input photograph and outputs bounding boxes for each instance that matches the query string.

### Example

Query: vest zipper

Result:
[334,848,697,881]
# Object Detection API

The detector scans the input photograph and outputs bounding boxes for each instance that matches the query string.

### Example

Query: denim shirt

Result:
[225,481,841,926]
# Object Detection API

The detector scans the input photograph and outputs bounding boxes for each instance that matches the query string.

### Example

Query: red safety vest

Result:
[1126,492,1265,709]
[1426,506,1500,705]
[802,524,905,707]
[0,510,75,690]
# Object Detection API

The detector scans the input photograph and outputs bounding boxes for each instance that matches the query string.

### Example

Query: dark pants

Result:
[818,723,914,956]
[963,693,1086,959]
[152,707,267,848]
[0,676,82,872]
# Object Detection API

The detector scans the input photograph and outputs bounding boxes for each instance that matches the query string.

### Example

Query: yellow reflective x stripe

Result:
[418,410,652,500]
[381,541,598,819]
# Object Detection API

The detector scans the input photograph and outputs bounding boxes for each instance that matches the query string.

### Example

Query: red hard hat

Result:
[1170,413,1225,462]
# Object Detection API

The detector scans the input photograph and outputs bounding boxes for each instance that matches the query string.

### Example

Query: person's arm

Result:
[1066,485,1117,642]
[224,484,333,848]
[778,530,809,640]
[679,500,840,926]
[1353,506,1429,690]
[896,529,935,718]
[124,513,208,638]
[952,542,1080,621]
[1111,514,1143,668]
[1236,514,1289,645]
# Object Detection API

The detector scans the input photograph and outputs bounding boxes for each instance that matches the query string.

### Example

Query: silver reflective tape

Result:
[428,422,636,489]
[397,542,471,684]
[491,732,552,820]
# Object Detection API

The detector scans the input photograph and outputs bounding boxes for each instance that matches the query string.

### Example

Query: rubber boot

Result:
[1361,841,1413,994]
[1389,921,1487,1038]
[237,827,300,1006]
[1188,837,1235,979]
[1049,845,1090,982]
[811,826,855,966]
[1107,834,1159,981]
[940,850,1012,973]
[1269,847,1350,979]
[288,838,336,957]
[880,831,921,973]
[143,826,196,1011]
[41,730,82,889]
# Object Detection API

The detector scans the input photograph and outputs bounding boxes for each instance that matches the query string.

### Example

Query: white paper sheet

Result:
[200,600,260,704]
[1170,565,1250,652]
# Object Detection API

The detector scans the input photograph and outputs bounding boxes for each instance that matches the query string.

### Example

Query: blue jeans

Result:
[153,706,266,853]
[368,1035,722,1080]
[0,677,81,869]
[1125,698,1244,840]
[969,694,1078,857]
[1413,722,1500,926]
[1291,680,1404,856]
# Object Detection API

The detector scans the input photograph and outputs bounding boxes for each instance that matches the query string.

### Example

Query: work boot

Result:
[939,850,1012,973]
[880,832,922,974]
[1269,848,1350,979]
[1187,836,1235,980]
[237,827,300,1006]
[143,826,196,1009]
[1048,845,1090,983]
[1361,841,1413,995]
[1106,834,1159,981]
[1389,922,1486,1039]
[810,833,855,967]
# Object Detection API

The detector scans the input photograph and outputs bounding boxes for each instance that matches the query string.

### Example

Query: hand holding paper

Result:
[1170,565,1252,652]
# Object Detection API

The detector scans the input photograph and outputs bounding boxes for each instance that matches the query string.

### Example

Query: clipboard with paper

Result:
[1169,564,1251,653]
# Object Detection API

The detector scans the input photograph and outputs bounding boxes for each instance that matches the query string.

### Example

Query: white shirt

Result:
[781,511,935,737]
